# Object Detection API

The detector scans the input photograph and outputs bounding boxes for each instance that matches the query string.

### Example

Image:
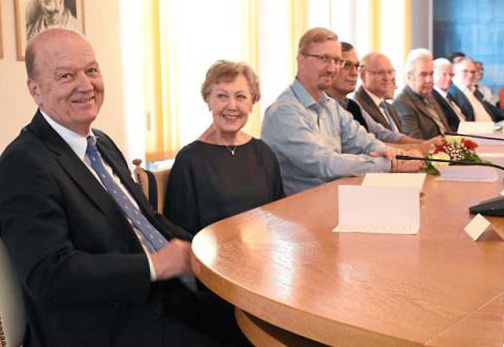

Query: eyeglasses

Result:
[304,53,344,67]
[462,69,476,75]
[364,69,395,77]
[341,60,360,70]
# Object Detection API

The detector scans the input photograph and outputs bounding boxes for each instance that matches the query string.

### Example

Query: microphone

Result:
[396,155,504,216]
[395,155,504,171]
[444,131,504,142]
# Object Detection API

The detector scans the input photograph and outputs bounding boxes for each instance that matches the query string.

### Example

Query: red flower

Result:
[461,138,478,150]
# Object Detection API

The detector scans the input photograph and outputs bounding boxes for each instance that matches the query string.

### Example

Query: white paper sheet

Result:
[458,121,495,134]
[362,173,426,191]
[437,166,498,182]
[333,185,419,235]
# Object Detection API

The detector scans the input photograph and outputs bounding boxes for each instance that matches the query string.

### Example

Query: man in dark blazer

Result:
[0,29,238,347]
[432,58,467,132]
[393,49,449,140]
[355,52,403,133]
[448,57,504,123]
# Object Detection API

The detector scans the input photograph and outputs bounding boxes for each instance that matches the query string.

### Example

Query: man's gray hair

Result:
[433,57,451,70]
[405,48,432,75]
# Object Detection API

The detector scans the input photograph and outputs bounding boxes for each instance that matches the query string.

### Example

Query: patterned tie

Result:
[86,136,197,290]
[86,136,167,252]
[379,101,399,132]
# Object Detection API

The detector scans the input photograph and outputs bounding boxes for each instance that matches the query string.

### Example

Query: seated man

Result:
[261,28,422,196]
[393,48,450,140]
[474,61,496,105]
[338,46,434,152]
[448,57,504,122]
[354,52,402,133]
[431,57,466,131]
[0,29,243,347]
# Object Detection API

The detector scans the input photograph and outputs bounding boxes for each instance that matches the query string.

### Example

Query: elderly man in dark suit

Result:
[448,57,504,123]
[393,48,449,140]
[0,29,244,347]
[431,57,467,132]
[354,52,403,133]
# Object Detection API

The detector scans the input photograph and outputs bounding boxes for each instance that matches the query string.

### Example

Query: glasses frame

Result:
[304,53,345,68]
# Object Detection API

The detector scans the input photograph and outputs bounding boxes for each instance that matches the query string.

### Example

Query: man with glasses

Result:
[474,61,495,105]
[393,48,450,139]
[354,52,402,133]
[448,57,504,122]
[261,28,422,196]
[328,43,433,153]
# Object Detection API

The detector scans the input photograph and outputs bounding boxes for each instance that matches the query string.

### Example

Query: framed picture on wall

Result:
[15,0,85,60]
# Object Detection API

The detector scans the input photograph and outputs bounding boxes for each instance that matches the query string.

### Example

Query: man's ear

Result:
[27,78,42,105]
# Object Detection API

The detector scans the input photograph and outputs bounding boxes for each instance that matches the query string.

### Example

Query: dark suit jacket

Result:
[432,88,462,132]
[354,86,402,132]
[0,112,208,347]
[393,85,445,140]
[447,84,504,122]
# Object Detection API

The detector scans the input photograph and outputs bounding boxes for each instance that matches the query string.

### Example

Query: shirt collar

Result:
[454,80,472,93]
[362,87,384,106]
[291,78,330,108]
[434,86,448,98]
[40,110,92,161]
[329,94,348,109]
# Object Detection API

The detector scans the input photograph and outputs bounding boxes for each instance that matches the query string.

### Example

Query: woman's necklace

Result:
[224,142,238,156]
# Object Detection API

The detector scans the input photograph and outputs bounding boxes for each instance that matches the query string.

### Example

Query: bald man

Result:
[0,29,243,347]
[354,52,403,132]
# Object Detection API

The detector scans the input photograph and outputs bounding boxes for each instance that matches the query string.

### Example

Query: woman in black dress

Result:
[164,60,284,235]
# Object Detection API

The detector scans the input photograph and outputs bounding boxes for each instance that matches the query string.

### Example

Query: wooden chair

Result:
[132,159,170,214]
[0,239,25,347]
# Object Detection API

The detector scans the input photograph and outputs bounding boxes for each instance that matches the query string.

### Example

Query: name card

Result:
[362,173,426,191]
[464,214,492,241]
[333,185,419,235]
[437,166,498,182]
[458,121,495,134]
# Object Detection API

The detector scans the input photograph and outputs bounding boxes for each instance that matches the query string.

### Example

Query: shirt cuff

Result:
[145,251,157,281]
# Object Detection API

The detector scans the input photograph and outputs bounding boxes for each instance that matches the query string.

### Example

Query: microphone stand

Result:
[444,131,504,142]
[396,155,504,216]
[395,155,504,172]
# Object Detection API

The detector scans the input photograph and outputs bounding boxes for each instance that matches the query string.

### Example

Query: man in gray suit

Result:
[393,48,449,140]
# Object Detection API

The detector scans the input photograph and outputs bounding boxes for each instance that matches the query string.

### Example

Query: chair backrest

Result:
[0,239,25,347]
[132,159,171,214]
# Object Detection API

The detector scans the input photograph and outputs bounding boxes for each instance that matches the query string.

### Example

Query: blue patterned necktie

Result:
[86,136,167,252]
[379,101,399,132]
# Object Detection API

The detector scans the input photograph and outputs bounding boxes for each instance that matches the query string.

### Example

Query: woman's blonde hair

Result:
[201,60,260,103]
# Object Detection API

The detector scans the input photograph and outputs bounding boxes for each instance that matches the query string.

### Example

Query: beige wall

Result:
[0,0,129,159]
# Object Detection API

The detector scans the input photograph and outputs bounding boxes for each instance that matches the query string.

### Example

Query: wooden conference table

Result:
[191,175,504,347]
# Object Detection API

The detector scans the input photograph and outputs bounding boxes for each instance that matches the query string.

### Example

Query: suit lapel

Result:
[449,86,474,121]
[405,87,442,134]
[29,112,140,245]
[356,87,390,129]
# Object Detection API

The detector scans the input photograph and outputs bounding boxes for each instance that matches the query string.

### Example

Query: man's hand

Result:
[150,239,192,280]
[392,148,424,172]
[420,135,443,154]
[370,147,423,172]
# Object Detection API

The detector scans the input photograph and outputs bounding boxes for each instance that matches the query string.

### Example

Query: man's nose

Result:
[76,72,93,91]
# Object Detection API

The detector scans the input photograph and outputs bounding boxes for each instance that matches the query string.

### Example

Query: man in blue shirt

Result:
[261,28,422,196]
